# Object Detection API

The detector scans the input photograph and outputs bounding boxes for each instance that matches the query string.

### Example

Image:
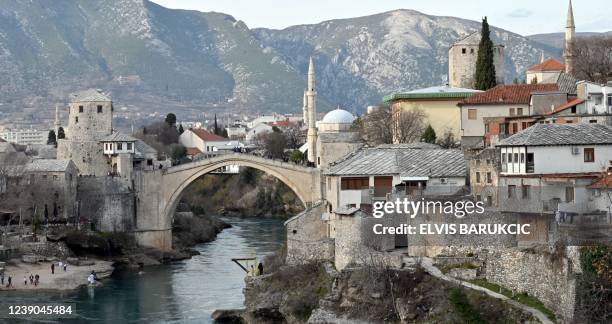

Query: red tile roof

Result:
[270,120,296,128]
[545,98,585,116]
[527,58,565,72]
[589,174,612,189]
[190,128,226,141]
[186,147,202,156]
[459,84,559,106]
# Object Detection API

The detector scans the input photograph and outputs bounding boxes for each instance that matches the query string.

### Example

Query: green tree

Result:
[265,132,287,159]
[171,145,186,160]
[530,76,538,84]
[213,114,220,135]
[272,126,282,133]
[474,17,497,90]
[47,130,57,145]
[57,127,65,139]
[512,78,519,84]
[421,125,437,143]
[165,113,177,127]
[221,128,228,138]
[178,124,184,134]
[239,167,258,186]
[288,149,304,164]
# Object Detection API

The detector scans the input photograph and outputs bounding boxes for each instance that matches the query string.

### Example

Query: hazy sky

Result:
[149,0,612,35]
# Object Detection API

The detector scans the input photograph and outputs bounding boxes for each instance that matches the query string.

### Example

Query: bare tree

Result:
[573,36,612,83]
[436,129,461,149]
[393,108,427,144]
[359,105,394,145]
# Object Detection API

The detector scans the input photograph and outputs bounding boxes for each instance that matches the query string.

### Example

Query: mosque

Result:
[300,58,362,168]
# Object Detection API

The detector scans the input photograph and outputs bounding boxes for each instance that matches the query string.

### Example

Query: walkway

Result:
[414,257,554,324]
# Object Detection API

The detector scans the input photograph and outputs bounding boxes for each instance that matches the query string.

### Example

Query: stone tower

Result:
[54,103,61,135]
[57,89,113,176]
[306,57,318,164]
[302,92,309,127]
[448,32,505,89]
[564,0,576,75]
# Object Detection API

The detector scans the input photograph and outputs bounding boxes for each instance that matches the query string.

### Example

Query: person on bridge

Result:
[51,263,55,274]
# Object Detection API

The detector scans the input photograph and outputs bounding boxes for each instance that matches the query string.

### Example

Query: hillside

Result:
[0,0,568,128]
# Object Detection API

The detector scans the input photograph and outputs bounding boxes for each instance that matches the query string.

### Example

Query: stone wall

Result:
[57,139,109,176]
[77,176,135,232]
[483,247,580,322]
[19,241,71,259]
[286,202,333,264]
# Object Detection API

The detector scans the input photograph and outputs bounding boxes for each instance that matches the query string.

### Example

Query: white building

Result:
[526,58,565,84]
[179,128,243,155]
[496,124,612,241]
[324,145,467,211]
[226,126,247,140]
[245,123,273,143]
[0,128,47,146]
[576,81,612,115]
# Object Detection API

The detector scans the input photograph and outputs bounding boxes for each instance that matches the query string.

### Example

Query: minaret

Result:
[540,51,545,64]
[306,57,317,164]
[302,91,308,127]
[563,0,576,75]
[54,103,61,134]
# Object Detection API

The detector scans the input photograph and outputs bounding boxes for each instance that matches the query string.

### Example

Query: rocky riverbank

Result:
[214,260,537,323]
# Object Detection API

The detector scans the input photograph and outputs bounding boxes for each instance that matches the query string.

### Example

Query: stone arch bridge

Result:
[133,154,322,250]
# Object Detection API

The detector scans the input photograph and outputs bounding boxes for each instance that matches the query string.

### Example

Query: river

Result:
[0,217,286,323]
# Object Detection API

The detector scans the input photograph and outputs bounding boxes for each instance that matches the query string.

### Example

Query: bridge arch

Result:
[135,154,322,250]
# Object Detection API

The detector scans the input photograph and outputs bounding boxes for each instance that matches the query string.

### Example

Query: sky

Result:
[149,0,612,36]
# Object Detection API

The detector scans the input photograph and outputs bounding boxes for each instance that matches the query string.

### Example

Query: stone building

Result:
[384,85,482,140]
[448,32,505,89]
[526,58,565,84]
[469,148,500,207]
[57,89,114,176]
[315,108,361,168]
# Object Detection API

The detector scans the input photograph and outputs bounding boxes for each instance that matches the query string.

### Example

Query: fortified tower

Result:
[448,32,505,89]
[57,89,113,176]
[563,0,576,75]
[306,57,318,163]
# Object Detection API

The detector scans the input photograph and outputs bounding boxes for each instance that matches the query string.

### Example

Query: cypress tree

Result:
[57,127,65,139]
[47,130,57,145]
[474,17,497,90]
[421,125,437,144]
[213,114,220,135]
[178,124,184,134]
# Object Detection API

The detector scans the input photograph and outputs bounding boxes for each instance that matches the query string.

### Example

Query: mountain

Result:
[528,31,612,49]
[0,0,568,128]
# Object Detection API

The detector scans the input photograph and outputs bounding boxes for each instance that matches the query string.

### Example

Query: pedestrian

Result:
[63,263,67,272]
[34,274,39,286]
[23,276,27,286]
[258,262,264,276]
[1,273,4,286]
[7,276,12,288]
[29,274,33,285]
[51,263,55,274]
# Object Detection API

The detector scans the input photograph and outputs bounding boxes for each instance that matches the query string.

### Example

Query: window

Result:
[501,153,506,163]
[486,196,493,206]
[517,108,523,116]
[507,153,512,163]
[468,109,477,120]
[514,153,519,163]
[117,143,123,150]
[521,185,530,199]
[53,175,58,181]
[97,105,103,113]
[75,117,78,123]
[590,120,598,124]
[79,106,83,113]
[486,172,492,184]
[584,148,595,163]
[512,123,518,134]
[476,172,481,183]
[127,143,132,150]
[509,108,515,116]
[340,177,369,190]
[520,153,525,163]
[571,106,576,114]
[565,187,574,202]
[566,120,573,124]
[462,48,466,54]
[521,122,527,130]
[508,185,516,198]
[484,123,489,133]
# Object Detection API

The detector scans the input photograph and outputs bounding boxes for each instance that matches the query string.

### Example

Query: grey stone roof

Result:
[325,146,466,177]
[497,123,612,147]
[69,89,111,103]
[100,132,137,142]
[453,31,503,47]
[135,139,157,154]
[377,142,441,149]
[556,72,578,94]
[24,159,73,173]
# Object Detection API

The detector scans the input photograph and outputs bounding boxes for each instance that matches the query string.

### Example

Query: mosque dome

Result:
[321,108,355,124]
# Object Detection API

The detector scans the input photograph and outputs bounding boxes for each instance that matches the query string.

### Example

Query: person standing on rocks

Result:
[7,276,12,288]
[23,276,27,286]
[63,262,67,272]
[1,273,4,285]
[29,274,33,285]
[258,263,264,276]
[51,263,55,274]
[34,274,39,286]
